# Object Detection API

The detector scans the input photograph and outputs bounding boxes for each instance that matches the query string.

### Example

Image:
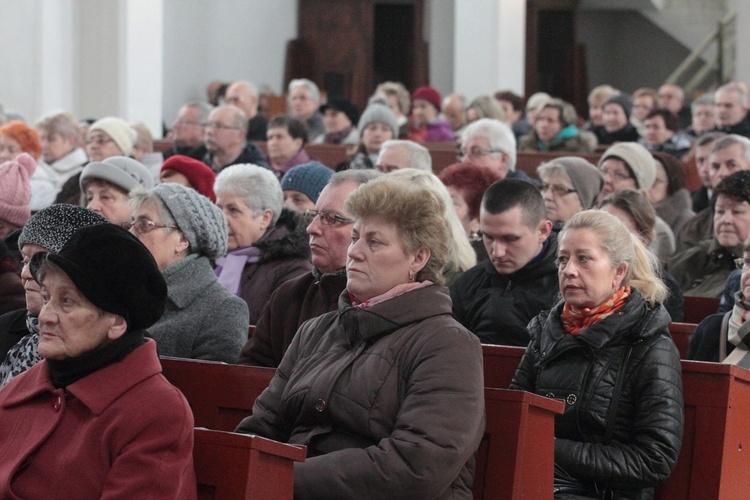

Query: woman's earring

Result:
[408,269,415,281]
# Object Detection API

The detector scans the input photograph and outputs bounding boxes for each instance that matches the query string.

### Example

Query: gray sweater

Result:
[148,255,248,362]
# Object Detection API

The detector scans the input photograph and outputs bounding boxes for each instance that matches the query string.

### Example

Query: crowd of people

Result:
[1,73,749,497]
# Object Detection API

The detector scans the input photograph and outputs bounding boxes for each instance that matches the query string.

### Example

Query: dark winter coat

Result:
[0,309,29,363]
[203,142,270,172]
[686,312,731,361]
[237,209,313,324]
[511,290,684,499]
[237,269,346,367]
[675,206,713,253]
[593,123,641,145]
[668,238,740,299]
[654,188,695,235]
[518,128,597,153]
[235,285,485,499]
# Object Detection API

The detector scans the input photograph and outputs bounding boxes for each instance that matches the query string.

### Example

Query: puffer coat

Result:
[510,289,684,499]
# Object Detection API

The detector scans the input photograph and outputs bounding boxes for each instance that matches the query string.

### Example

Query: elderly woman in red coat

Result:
[0,224,196,499]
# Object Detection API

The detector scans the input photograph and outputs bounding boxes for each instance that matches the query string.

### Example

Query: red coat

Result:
[0,339,196,499]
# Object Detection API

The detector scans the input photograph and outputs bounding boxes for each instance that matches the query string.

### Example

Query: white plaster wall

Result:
[161,0,297,124]
[0,0,42,121]
[426,0,454,97]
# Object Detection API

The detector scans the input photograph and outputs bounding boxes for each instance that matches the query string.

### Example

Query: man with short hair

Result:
[640,108,693,159]
[450,179,558,345]
[288,78,325,144]
[202,105,269,172]
[442,93,466,134]
[691,132,726,212]
[658,83,692,130]
[225,80,268,142]
[713,83,750,137]
[266,115,311,179]
[237,170,381,367]
[164,101,213,161]
[687,95,716,137]
[460,118,535,183]
[375,140,431,173]
[677,134,750,251]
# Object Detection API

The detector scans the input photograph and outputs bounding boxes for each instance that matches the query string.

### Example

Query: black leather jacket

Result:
[511,289,684,499]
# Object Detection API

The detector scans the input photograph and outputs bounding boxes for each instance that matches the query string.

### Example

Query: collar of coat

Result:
[2,339,161,416]
[336,285,453,344]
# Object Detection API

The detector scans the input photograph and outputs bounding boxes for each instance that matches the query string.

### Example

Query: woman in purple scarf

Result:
[214,164,312,324]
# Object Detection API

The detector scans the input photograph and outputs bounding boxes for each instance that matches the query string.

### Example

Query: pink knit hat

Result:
[0,153,36,227]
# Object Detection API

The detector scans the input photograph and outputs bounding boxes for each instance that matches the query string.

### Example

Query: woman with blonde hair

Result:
[236,175,484,498]
[511,209,683,498]
[465,95,507,124]
[388,168,476,285]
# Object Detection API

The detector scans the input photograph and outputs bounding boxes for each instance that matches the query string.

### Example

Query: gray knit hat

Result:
[599,142,657,190]
[541,157,603,209]
[152,183,228,259]
[605,94,633,121]
[358,103,398,138]
[89,117,136,156]
[18,204,108,253]
[280,162,333,203]
[80,156,155,192]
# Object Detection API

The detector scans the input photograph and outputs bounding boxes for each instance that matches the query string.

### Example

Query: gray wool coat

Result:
[148,255,248,363]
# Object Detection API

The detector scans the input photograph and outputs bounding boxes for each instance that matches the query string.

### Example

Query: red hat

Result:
[412,86,442,112]
[160,155,217,202]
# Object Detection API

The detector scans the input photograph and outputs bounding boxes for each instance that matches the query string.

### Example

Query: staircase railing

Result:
[664,10,736,94]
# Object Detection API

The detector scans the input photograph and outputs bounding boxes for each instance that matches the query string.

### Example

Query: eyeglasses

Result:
[735,257,750,270]
[122,219,179,235]
[303,210,354,227]
[174,118,202,127]
[600,168,633,182]
[458,147,504,160]
[538,183,577,196]
[85,135,114,146]
[202,122,241,131]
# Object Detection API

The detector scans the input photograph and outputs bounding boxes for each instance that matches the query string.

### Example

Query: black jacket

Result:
[686,312,731,361]
[593,123,641,145]
[0,309,30,363]
[511,290,684,499]
[203,142,271,172]
[450,233,559,346]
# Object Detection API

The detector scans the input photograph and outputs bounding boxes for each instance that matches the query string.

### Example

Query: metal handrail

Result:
[664,10,736,89]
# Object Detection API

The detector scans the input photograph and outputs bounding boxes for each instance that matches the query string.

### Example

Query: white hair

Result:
[214,164,283,226]
[377,140,432,172]
[288,79,320,102]
[462,118,517,171]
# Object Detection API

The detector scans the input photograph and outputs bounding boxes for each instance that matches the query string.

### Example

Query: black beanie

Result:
[605,94,633,121]
[31,223,167,331]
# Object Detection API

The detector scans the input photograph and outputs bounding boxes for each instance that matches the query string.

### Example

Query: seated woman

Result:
[319,96,360,145]
[406,86,455,143]
[128,183,249,362]
[265,115,312,179]
[600,188,684,321]
[280,161,333,212]
[0,153,36,240]
[594,94,641,145]
[511,209,683,498]
[235,176,485,498]
[688,235,750,363]
[519,99,597,153]
[465,95,507,124]
[649,152,695,234]
[0,223,195,498]
[0,204,107,387]
[214,164,312,324]
[346,102,398,170]
[389,168,476,286]
[536,156,603,226]
[438,161,503,262]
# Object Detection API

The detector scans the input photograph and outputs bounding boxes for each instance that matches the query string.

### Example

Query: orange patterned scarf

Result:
[561,286,631,335]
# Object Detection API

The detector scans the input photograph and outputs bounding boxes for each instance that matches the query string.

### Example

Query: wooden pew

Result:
[669,322,697,359]
[194,428,305,500]
[655,361,750,499]
[160,356,274,431]
[304,144,351,169]
[682,296,720,324]
[481,344,525,388]
[472,388,564,499]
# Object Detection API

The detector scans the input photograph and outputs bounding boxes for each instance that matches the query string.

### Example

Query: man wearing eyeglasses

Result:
[237,170,381,367]
[164,101,213,161]
[202,106,269,173]
[459,118,536,184]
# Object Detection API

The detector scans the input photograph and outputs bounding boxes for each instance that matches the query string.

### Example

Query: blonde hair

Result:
[561,210,668,305]
[388,169,476,272]
[345,175,450,285]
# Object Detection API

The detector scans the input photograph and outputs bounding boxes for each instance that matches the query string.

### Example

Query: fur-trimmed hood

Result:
[256,208,311,264]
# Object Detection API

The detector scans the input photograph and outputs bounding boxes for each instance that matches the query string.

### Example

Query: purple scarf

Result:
[215,246,263,295]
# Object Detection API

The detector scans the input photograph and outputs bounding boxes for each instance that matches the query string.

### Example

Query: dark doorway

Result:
[536,10,575,102]
[373,4,415,89]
